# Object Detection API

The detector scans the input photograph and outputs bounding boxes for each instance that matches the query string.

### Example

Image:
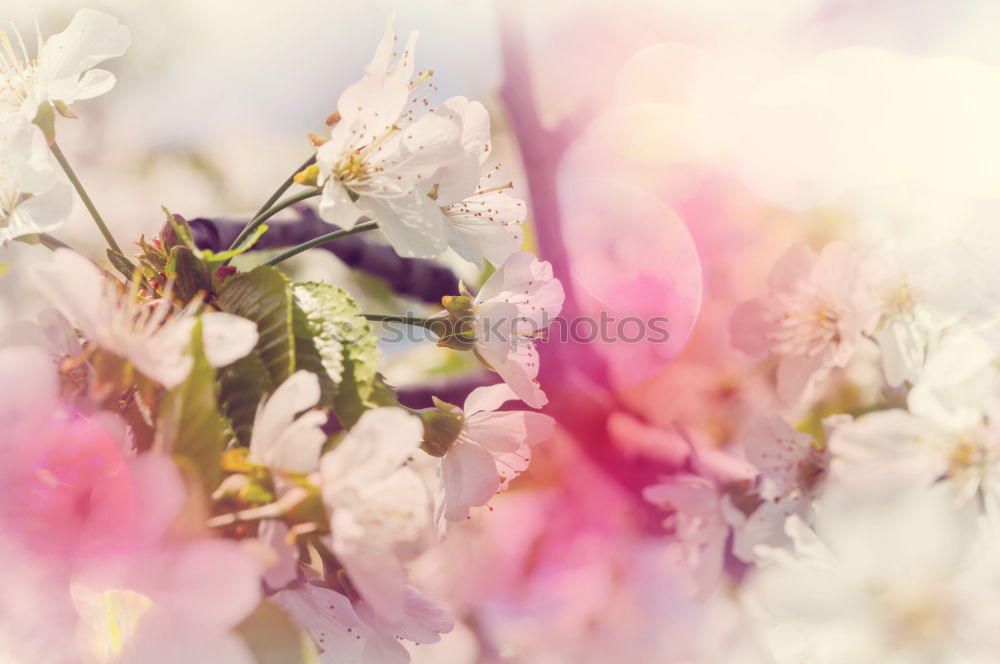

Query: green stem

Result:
[227,188,321,255]
[253,154,316,220]
[37,233,72,251]
[264,221,378,266]
[363,313,442,331]
[49,142,122,254]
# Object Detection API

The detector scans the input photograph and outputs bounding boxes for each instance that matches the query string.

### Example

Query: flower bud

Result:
[419,397,465,457]
[293,163,320,187]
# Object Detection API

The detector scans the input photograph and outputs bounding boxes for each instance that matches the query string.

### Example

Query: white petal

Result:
[200,312,258,368]
[250,371,324,471]
[463,411,554,454]
[358,585,454,645]
[29,248,107,342]
[462,383,518,415]
[441,441,499,522]
[359,192,450,259]
[38,9,130,104]
[317,179,365,229]
[321,408,423,486]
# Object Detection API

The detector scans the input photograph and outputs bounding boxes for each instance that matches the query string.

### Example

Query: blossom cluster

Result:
[0,10,561,663]
[643,237,1000,662]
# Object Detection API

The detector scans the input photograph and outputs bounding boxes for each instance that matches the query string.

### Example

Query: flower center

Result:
[0,27,38,112]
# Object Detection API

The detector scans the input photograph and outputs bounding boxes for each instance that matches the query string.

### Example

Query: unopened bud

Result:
[293,163,320,187]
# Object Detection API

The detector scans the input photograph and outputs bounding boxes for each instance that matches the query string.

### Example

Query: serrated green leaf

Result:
[153,319,230,493]
[218,266,296,386]
[292,282,381,427]
[292,300,337,405]
[218,350,273,447]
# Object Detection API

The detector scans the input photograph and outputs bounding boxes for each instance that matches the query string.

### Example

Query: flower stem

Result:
[254,154,316,220]
[226,155,317,256]
[36,233,71,251]
[49,141,122,254]
[227,188,321,255]
[264,221,378,266]
[363,313,442,332]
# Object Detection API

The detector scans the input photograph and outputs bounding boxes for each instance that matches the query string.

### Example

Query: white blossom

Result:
[745,488,1000,664]
[730,241,880,405]
[319,407,432,623]
[0,8,130,118]
[732,416,830,563]
[437,383,555,524]
[30,249,258,389]
[314,18,483,259]
[0,116,71,243]
[468,252,564,408]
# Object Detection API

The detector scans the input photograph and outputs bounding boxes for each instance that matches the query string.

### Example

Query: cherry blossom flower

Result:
[31,248,258,389]
[745,488,1000,664]
[467,252,564,408]
[0,8,130,118]
[860,242,975,389]
[829,326,1000,509]
[643,474,733,598]
[436,383,555,523]
[731,416,830,562]
[730,241,880,405]
[0,116,72,243]
[248,370,328,476]
[434,97,525,267]
[314,19,482,259]
[319,407,433,623]
[643,433,756,597]
[441,177,525,268]
[246,371,328,588]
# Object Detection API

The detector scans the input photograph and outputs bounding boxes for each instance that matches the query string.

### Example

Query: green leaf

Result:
[199,224,270,264]
[218,350,273,447]
[106,248,139,282]
[292,300,337,405]
[153,319,230,493]
[292,282,381,427]
[218,266,296,386]
[166,245,211,302]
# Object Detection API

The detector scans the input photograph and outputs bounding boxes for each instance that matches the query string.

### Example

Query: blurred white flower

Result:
[830,327,1000,509]
[469,252,564,408]
[0,8,130,118]
[437,383,555,523]
[745,488,1000,664]
[0,116,72,243]
[730,241,880,405]
[315,18,483,259]
[30,249,258,389]
[732,415,828,563]
[320,407,432,623]
[643,474,733,598]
